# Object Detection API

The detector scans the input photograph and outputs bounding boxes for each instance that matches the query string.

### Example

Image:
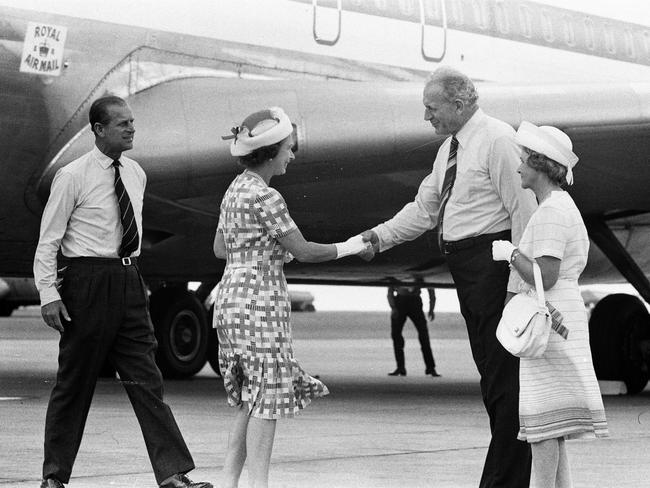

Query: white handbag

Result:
[496,262,551,358]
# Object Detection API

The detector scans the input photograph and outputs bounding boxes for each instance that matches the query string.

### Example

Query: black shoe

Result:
[426,368,441,377]
[159,473,213,488]
[388,368,406,376]
[40,479,64,488]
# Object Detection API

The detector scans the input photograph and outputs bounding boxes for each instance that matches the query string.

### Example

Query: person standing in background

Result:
[387,285,440,377]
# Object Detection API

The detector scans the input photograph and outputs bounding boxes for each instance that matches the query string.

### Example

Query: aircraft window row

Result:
[307,0,650,63]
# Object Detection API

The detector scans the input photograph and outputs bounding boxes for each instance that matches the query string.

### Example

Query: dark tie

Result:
[112,160,140,257]
[437,136,458,249]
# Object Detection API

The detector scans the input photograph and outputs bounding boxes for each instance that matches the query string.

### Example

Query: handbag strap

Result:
[532,262,545,308]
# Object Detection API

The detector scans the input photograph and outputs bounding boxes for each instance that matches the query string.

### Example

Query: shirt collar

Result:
[92,145,119,170]
[454,107,485,148]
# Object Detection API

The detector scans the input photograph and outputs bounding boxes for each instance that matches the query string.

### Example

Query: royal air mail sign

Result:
[20,22,67,76]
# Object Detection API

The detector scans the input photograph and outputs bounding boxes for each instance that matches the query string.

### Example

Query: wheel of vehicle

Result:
[589,293,650,394]
[150,288,208,379]
[0,301,15,317]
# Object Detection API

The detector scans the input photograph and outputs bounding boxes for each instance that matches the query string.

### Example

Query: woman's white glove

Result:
[284,251,294,263]
[335,235,369,259]
[492,240,517,262]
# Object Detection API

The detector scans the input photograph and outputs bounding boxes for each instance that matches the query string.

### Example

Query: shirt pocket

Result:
[452,167,487,204]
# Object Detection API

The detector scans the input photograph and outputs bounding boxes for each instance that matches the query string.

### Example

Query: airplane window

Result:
[584,17,596,51]
[398,0,415,16]
[495,2,509,34]
[541,10,554,42]
[519,4,532,39]
[624,29,635,58]
[424,0,441,20]
[562,15,575,46]
[449,0,464,25]
[471,0,489,30]
[604,23,616,54]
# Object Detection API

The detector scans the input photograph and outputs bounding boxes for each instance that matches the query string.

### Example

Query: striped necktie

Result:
[112,160,140,257]
[437,136,458,249]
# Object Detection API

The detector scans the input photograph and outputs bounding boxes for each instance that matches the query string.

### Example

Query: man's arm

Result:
[489,135,537,293]
[387,286,397,309]
[370,165,443,253]
[33,170,75,331]
[426,288,436,320]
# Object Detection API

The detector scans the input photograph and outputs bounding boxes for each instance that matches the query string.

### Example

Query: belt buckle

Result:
[442,241,453,255]
[121,257,132,266]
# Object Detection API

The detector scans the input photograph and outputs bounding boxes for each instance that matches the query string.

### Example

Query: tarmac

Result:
[1,307,650,488]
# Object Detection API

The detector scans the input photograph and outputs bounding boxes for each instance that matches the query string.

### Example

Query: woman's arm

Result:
[510,250,561,290]
[213,231,227,260]
[277,228,337,263]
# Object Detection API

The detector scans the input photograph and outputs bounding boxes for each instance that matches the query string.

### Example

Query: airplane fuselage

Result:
[1,0,650,287]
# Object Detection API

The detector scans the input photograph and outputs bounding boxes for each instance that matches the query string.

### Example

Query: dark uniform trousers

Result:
[391,294,436,371]
[444,231,532,488]
[42,259,194,485]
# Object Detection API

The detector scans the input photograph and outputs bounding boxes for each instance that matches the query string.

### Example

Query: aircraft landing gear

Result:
[149,285,209,379]
[589,293,650,394]
[0,301,15,316]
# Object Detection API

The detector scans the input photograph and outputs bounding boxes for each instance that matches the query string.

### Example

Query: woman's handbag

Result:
[496,262,551,358]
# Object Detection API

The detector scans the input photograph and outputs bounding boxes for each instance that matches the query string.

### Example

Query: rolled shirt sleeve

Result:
[33,170,76,306]
[372,160,442,252]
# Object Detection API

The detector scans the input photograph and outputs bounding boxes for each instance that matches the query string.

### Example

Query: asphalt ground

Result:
[1,307,649,487]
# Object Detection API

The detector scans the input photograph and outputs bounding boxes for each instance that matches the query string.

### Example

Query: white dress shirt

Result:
[373,109,537,292]
[33,146,146,306]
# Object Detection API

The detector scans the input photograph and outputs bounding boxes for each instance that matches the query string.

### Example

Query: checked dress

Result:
[213,170,328,419]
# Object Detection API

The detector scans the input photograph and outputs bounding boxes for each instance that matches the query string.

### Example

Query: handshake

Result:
[335,230,379,261]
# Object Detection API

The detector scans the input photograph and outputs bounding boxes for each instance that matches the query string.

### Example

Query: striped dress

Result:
[213,170,328,419]
[515,191,608,442]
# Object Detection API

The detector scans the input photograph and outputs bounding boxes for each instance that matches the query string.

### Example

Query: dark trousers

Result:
[390,295,436,371]
[445,232,531,488]
[42,259,194,484]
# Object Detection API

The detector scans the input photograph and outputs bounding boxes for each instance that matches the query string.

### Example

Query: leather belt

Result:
[68,256,138,266]
[441,230,511,255]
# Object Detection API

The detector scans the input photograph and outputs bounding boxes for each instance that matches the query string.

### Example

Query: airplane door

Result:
[420,0,447,62]
[312,0,342,46]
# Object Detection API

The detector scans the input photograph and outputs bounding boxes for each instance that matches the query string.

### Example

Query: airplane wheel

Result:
[589,293,650,394]
[150,288,208,379]
[0,302,15,316]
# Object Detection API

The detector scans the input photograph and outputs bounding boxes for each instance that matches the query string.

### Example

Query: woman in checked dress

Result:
[212,107,369,488]
[492,121,608,488]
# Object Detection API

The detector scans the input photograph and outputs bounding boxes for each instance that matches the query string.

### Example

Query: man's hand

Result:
[41,300,70,333]
[359,230,379,261]
[427,310,435,321]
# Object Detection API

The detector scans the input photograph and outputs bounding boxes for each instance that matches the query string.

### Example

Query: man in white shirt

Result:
[363,67,536,488]
[33,96,212,488]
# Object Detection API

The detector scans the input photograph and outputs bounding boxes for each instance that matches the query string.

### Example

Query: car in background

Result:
[290,290,315,312]
[0,277,39,316]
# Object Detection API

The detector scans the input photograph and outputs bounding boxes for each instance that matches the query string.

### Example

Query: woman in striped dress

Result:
[213,106,369,488]
[492,121,608,488]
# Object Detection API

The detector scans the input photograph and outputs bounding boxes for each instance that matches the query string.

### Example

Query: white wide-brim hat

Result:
[515,121,579,185]
[223,106,293,157]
